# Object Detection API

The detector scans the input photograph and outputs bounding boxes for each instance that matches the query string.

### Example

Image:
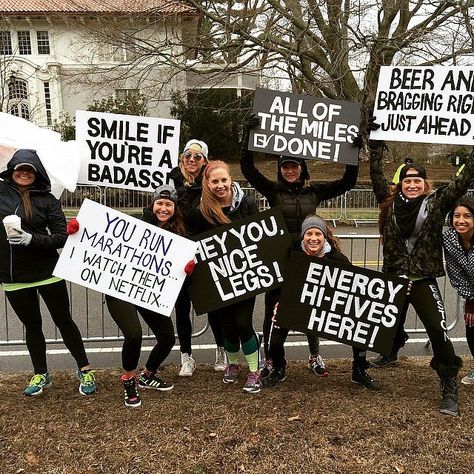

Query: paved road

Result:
[0,225,470,373]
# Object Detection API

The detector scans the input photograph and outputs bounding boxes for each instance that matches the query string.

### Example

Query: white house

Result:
[0,0,258,128]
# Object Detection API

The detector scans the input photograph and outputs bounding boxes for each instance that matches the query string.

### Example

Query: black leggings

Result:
[392,278,457,371]
[6,280,89,374]
[209,297,257,348]
[264,287,319,360]
[175,283,224,354]
[105,295,175,373]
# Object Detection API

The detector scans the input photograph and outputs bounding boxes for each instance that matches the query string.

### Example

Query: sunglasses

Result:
[183,151,204,161]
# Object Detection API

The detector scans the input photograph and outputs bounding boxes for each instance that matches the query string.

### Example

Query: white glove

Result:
[8,228,32,246]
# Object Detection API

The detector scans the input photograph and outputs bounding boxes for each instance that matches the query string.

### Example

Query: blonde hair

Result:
[179,147,208,186]
[201,160,232,225]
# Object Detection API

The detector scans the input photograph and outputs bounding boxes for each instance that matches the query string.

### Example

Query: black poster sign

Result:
[277,252,409,355]
[189,208,291,315]
[249,88,360,164]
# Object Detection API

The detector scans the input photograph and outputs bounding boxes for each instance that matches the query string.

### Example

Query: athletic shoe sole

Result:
[223,378,239,384]
[79,387,96,396]
[242,385,262,394]
[138,382,174,391]
[25,382,52,396]
[125,400,142,408]
[214,365,226,372]
[461,377,474,385]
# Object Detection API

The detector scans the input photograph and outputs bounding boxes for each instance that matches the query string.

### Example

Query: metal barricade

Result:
[343,189,380,227]
[0,235,461,348]
[60,185,103,209]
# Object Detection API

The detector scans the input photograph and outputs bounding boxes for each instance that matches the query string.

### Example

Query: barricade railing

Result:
[0,235,461,348]
[59,186,474,230]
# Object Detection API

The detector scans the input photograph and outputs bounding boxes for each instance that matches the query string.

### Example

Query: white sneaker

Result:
[214,347,227,372]
[179,353,196,377]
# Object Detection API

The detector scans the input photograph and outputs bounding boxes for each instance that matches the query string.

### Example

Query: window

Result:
[0,31,12,55]
[8,78,30,120]
[18,31,31,55]
[44,82,52,126]
[8,79,28,100]
[36,31,50,54]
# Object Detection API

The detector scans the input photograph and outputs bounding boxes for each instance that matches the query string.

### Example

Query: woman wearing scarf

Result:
[369,133,474,416]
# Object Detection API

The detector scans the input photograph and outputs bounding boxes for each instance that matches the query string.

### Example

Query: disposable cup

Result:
[3,215,21,237]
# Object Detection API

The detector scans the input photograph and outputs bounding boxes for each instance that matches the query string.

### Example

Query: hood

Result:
[277,156,310,183]
[0,149,51,192]
[230,181,245,212]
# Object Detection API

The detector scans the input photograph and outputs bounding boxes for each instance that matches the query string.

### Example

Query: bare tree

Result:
[74,2,474,114]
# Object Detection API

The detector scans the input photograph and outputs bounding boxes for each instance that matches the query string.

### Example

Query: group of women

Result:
[0,116,472,416]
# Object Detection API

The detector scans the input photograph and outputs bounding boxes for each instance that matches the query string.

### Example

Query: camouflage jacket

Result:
[369,147,474,278]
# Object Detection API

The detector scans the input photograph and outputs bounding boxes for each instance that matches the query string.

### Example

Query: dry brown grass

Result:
[1,356,473,474]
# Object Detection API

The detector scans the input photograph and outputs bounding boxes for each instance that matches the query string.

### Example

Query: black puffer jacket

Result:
[241,136,358,243]
[169,165,206,221]
[0,149,67,283]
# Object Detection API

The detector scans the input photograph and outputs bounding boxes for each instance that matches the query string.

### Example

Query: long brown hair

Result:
[18,189,32,223]
[201,160,232,225]
[378,180,433,236]
[326,225,341,252]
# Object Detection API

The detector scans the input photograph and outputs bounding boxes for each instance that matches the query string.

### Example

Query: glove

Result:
[352,133,363,148]
[184,260,195,275]
[244,113,261,131]
[367,113,380,132]
[8,228,32,246]
[67,218,80,235]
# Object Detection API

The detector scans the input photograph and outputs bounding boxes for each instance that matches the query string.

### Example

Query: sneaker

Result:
[179,353,196,377]
[24,372,52,396]
[138,371,174,391]
[262,367,286,388]
[308,354,330,377]
[259,359,273,379]
[122,376,142,408]
[461,368,474,385]
[77,369,97,396]
[223,364,239,384]
[214,347,227,372]
[351,365,381,391]
[242,371,262,394]
[370,354,399,368]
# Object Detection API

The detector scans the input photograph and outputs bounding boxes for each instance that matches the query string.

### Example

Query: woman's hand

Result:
[66,218,80,235]
[184,260,195,275]
[8,229,32,246]
[244,113,261,131]
[464,312,474,327]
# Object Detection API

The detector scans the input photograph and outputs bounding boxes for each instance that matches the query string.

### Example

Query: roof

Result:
[0,0,196,15]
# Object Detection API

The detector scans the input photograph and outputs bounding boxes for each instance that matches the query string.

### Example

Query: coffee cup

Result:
[3,215,21,237]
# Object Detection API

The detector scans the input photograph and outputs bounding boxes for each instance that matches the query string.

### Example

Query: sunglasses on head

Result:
[183,151,204,161]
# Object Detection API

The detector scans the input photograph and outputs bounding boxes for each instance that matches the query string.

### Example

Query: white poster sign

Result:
[372,66,474,145]
[76,110,180,191]
[53,199,197,316]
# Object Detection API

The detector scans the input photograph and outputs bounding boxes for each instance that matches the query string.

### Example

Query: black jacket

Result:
[240,138,358,243]
[169,165,205,220]
[0,150,67,283]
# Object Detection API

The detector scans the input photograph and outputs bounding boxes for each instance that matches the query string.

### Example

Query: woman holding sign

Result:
[189,160,262,393]
[241,114,359,378]
[170,140,226,376]
[264,215,380,390]
[369,126,474,416]
[443,197,474,385]
[0,150,96,397]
